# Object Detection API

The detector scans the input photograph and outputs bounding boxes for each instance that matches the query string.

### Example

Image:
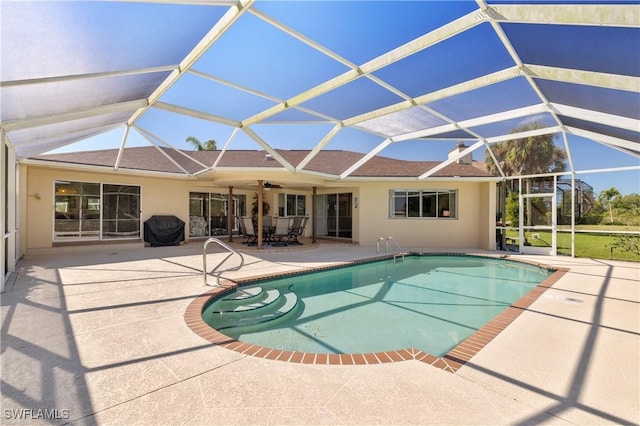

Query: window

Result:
[278,193,306,216]
[389,189,456,219]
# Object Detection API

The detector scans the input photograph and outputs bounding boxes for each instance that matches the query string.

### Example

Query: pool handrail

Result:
[203,238,245,286]
[376,236,405,263]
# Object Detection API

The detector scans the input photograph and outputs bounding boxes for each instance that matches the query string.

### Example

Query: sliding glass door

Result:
[54,181,140,241]
[102,184,140,238]
[189,192,246,237]
[54,181,100,240]
[316,193,352,239]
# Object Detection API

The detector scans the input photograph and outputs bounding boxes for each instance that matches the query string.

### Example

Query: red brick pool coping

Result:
[185,254,568,373]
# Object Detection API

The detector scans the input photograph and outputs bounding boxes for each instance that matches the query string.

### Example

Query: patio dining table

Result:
[250,216,305,247]
[262,225,276,244]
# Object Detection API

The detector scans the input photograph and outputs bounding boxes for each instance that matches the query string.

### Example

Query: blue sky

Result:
[43,0,639,197]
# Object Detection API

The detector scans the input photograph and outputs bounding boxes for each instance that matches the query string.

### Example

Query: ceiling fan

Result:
[262,182,282,189]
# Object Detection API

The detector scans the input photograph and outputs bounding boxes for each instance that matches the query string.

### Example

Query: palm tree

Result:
[598,187,622,223]
[186,136,217,151]
[485,122,567,229]
[484,122,566,177]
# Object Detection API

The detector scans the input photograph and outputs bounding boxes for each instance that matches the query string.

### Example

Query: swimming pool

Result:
[201,255,554,357]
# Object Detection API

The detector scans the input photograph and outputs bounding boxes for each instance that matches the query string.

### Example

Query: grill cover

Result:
[144,215,185,247]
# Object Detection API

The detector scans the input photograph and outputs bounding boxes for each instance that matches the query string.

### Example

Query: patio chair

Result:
[241,216,257,246]
[272,216,291,247]
[287,216,308,245]
[236,215,246,240]
[261,216,275,244]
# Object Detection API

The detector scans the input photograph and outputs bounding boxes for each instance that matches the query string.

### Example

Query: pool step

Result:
[217,287,279,313]
[210,290,300,332]
[221,286,262,303]
[233,288,281,312]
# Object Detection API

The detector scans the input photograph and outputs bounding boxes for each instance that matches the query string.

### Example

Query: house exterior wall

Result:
[20,167,240,249]
[19,164,497,253]
[23,166,190,250]
[357,181,495,249]
[478,181,497,250]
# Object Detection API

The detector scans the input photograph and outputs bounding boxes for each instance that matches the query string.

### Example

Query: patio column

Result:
[312,186,317,244]
[227,186,233,243]
[257,180,263,249]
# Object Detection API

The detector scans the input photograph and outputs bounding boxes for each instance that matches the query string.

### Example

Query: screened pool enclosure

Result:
[1,1,639,287]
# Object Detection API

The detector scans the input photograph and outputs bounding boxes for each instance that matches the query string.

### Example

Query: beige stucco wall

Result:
[20,164,497,253]
[22,166,250,251]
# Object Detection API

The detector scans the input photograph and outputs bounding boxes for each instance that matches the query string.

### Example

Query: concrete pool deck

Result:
[1,241,638,425]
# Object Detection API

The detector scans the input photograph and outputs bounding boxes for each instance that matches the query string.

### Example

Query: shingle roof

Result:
[32,147,495,179]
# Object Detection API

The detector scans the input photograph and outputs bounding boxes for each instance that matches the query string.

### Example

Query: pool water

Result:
[202,255,553,356]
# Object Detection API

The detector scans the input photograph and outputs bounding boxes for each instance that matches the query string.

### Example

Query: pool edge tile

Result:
[183,253,566,373]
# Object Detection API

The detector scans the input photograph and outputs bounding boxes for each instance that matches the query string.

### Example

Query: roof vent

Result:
[265,154,273,161]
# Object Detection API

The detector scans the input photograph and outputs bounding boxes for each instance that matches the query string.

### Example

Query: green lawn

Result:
[504,229,640,262]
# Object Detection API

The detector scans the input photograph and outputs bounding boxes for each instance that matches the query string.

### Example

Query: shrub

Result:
[611,234,640,257]
[577,211,603,225]
[505,192,519,226]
